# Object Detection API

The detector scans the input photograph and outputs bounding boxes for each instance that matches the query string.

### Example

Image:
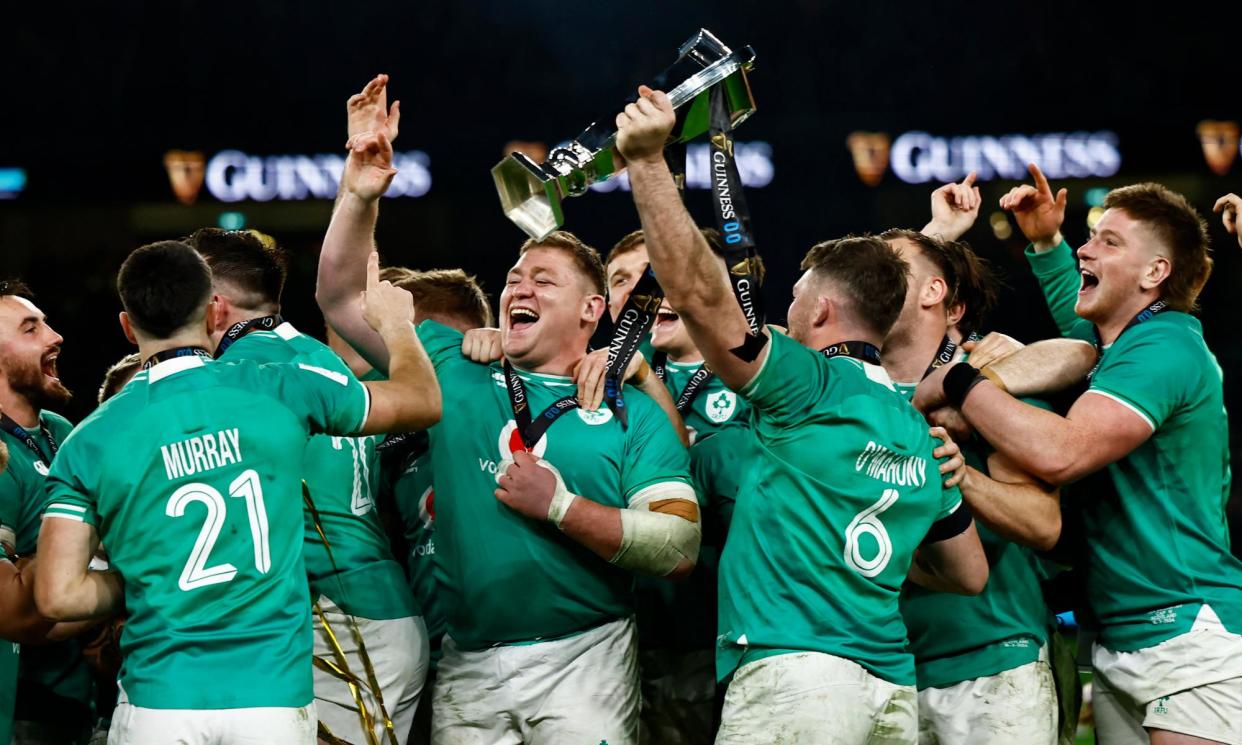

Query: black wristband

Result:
[943,363,985,408]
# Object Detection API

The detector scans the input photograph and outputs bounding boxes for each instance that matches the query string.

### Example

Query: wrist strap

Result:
[943,363,985,408]
[548,490,578,528]
[979,366,1009,394]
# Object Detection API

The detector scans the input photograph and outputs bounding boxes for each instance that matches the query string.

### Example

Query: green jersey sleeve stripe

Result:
[1084,389,1156,432]
[43,510,86,523]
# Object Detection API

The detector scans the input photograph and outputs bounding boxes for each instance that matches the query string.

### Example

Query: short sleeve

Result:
[43,441,99,527]
[416,320,471,373]
[738,332,828,427]
[1088,324,1189,432]
[620,394,692,504]
[268,361,370,437]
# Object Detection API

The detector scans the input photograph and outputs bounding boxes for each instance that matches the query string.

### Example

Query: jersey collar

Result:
[148,355,207,383]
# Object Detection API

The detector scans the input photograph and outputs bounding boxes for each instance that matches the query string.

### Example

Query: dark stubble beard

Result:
[5,355,72,413]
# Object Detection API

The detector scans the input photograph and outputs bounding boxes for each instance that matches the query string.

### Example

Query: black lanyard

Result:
[142,346,212,370]
[921,331,981,380]
[214,314,284,358]
[709,83,765,339]
[821,340,883,366]
[0,414,57,466]
[502,360,579,452]
[600,265,665,427]
[652,352,715,415]
[1087,300,1169,381]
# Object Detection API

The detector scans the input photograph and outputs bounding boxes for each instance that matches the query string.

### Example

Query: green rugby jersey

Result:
[0,544,16,745]
[1083,313,1240,650]
[1028,246,1242,650]
[655,358,750,443]
[896,380,1050,689]
[0,411,92,722]
[43,353,369,709]
[416,320,691,650]
[388,443,445,665]
[222,325,413,620]
[717,332,963,685]
[899,439,1048,689]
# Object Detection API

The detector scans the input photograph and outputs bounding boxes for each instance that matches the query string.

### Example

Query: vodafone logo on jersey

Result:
[498,420,548,459]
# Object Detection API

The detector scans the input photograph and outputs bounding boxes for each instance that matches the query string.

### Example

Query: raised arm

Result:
[356,252,441,435]
[317,76,402,373]
[617,87,765,391]
[1001,164,1082,335]
[0,556,97,643]
[922,171,981,241]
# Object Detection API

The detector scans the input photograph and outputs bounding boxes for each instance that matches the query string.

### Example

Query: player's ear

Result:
[118,312,137,345]
[922,276,948,309]
[209,294,229,331]
[582,294,606,324]
[1141,255,1172,292]
[811,295,832,330]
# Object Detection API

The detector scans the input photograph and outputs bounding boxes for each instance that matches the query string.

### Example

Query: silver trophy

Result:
[492,29,757,240]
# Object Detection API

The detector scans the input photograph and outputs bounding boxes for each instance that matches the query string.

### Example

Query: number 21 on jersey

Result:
[165,469,271,592]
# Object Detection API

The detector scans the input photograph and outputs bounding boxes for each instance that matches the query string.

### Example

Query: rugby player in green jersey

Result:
[918,165,1242,745]
[183,226,431,745]
[881,190,1062,742]
[0,416,99,745]
[618,85,989,744]
[0,279,101,743]
[34,240,440,744]
[318,77,699,745]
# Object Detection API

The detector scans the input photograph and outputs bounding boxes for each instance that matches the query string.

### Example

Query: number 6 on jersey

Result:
[845,488,899,577]
[166,468,272,591]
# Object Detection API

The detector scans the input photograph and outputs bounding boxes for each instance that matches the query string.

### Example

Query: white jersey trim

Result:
[148,355,205,383]
[626,481,697,510]
[357,384,372,433]
[274,322,299,341]
[1084,389,1155,432]
[43,512,85,523]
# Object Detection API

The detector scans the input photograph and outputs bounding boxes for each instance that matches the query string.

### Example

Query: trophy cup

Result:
[492,29,757,240]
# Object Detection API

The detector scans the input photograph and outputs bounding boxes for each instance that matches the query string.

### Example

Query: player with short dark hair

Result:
[184,226,433,745]
[618,85,987,743]
[34,239,439,744]
[916,165,1242,745]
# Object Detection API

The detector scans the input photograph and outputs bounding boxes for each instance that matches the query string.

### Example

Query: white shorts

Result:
[431,616,640,745]
[312,598,430,745]
[917,645,1057,745]
[715,651,917,745]
[1092,604,1242,744]
[107,690,315,745]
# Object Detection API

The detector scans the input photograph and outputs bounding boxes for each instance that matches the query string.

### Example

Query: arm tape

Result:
[611,482,701,576]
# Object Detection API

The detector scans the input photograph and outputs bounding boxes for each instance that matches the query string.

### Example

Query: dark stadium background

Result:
[2,1,1239,549]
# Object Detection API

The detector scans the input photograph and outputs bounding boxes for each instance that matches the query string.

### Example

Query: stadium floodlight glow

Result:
[491,28,758,241]
[0,168,27,200]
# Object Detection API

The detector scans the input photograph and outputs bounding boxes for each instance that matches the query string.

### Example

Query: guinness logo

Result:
[846,132,891,187]
[629,293,663,314]
[730,257,762,283]
[164,150,206,205]
[1196,120,1239,176]
[711,133,734,157]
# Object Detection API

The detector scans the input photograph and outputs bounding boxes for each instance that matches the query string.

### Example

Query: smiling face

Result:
[1074,208,1168,327]
[500,246,603,371]
[0,295,71,410]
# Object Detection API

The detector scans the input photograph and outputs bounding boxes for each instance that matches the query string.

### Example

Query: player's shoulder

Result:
[1111,311,1206,366]
[40,410,75,437]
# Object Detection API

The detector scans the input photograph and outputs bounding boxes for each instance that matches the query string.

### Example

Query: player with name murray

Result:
[185,222,433,745]
[34,240,440,745]
[617,84,988,744]
[917,165,1242,745]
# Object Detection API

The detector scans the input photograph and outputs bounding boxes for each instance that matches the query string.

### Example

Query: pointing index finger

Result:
[1027,162,1051,196]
